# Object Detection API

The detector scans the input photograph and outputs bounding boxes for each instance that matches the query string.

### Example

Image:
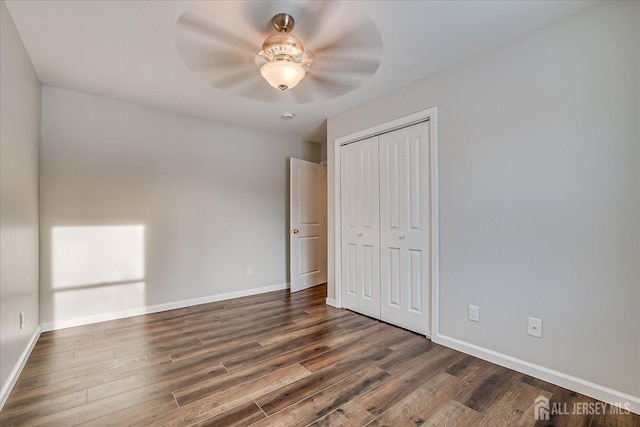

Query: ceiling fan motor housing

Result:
[261,29,304,62]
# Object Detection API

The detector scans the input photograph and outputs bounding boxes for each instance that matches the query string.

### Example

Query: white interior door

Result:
[340,137,381,319]
[290,158,327,293]
[379,122,431,335]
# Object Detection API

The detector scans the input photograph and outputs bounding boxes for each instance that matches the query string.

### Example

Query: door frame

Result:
[330,107,440,339]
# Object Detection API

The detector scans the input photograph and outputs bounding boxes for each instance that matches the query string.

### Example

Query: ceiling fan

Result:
[254,13,313,91]
[174,2,383,104]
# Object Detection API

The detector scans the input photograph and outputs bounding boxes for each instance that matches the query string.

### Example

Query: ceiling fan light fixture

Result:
[257,13,309,91]
[260,60,305,91]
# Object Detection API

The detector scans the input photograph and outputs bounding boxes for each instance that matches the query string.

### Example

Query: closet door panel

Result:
[340,136,381,319]
[379,122,431,335]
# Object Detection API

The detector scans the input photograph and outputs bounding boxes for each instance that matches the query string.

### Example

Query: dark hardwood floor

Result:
[1,284,638,426]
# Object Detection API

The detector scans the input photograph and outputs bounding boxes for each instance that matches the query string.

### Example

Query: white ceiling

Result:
[5,0,594,143]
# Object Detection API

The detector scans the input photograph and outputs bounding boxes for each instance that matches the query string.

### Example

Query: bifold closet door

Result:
[379,122,431,335]
[340,136,381,319]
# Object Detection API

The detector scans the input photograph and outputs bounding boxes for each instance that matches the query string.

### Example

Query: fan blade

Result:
[287,72,361,104]
[297,2,383,101]
[296,0,383,57]
[176,11,263,90]
[177,46,254,77]
[313,56,381,76]
[311,23,383,59]
[287,1,336,42]
[209,67,259,90]
[176,11,258,55]
[310,73,363,94]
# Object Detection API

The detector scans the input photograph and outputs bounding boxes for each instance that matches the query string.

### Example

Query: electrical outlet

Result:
[246,267,253,276]
[468,305,479,322]
[20,311,25,329]
[528,317,542,338]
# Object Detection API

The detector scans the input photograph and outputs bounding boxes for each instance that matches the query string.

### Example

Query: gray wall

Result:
[40,86,320,327]
[0,0,41,402]
[328,1,639,397]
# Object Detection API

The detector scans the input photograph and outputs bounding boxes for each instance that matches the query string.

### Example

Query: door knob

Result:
[291,229,299,234]
[399,234,406,239]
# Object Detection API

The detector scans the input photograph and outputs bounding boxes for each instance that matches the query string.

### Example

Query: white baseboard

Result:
[325,297,339,308]
[436,333,640,415]
[41,283,290,332]
[0,325,41,411]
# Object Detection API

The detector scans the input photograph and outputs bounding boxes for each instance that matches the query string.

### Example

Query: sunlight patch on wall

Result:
[52,225,144,288]
[51,225,146,322]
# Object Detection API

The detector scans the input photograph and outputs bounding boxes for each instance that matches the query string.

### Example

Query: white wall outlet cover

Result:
[246,267,253,276]
[468,304,480,322]
[528,317,543,338]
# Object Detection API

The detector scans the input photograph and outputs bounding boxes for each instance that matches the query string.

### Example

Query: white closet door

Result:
[340,136,381,319]
[379,122,431,335]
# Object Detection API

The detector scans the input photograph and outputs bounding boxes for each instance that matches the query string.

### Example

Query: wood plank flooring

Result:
[1,284,638,426]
